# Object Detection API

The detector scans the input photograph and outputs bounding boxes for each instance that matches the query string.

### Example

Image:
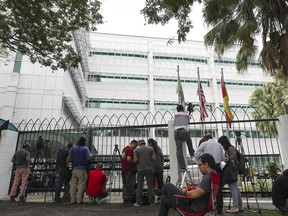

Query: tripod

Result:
[232,132,261,214]
[176,169,194,189]
[22,138,55,205]
[107,144,122,202]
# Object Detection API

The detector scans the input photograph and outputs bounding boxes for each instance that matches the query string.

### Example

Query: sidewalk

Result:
[0,195,278,216]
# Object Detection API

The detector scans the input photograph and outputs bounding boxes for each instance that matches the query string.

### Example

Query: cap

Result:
[23,143,31,149]
[138,139,146,145]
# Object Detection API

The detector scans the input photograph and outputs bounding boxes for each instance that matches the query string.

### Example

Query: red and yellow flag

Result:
[221,74,233,128]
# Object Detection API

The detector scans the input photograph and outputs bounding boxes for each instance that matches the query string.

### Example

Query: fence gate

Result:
[10,109,281,201]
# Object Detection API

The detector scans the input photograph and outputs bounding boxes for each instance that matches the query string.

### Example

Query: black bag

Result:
[142,192,149,205]
[128,165,137,175]
[235,150,246,175]
[222,163,238,184]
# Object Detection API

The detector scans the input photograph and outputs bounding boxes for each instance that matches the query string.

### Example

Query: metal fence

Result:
[11,108,282,200]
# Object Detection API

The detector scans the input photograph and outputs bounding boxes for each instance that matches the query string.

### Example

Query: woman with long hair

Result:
[147,138,164,191]
[218,135,243,213]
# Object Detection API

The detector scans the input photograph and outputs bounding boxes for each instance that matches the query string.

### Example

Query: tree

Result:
[249,80,288,134]
[0,0,103,71]
[141,1,288,78]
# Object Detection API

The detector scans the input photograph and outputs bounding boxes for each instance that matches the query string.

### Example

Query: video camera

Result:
[235,131,241,138]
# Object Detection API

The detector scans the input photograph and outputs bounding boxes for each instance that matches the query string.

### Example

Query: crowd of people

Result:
[8,104,288,215]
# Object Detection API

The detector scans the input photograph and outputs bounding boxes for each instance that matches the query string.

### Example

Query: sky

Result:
[96,0,208,41]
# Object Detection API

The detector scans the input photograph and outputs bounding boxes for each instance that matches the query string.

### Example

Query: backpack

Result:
[235,149,246,175]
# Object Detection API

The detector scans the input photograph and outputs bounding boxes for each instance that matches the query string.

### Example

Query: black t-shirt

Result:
[56,148,69,173]
[272,175,288,206]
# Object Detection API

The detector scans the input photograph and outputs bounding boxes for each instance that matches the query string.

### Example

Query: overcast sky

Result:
[96,0,208,41]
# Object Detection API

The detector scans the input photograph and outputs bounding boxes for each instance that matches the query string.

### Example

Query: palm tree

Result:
[203,0,288,78]
[249,80,287,134]
[141,1,288,78]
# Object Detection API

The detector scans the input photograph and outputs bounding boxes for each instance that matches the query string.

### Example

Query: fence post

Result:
[0,129,18,199]
[276,115,288,169]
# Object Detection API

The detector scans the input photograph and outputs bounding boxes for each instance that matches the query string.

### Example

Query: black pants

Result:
[215,164,223,212]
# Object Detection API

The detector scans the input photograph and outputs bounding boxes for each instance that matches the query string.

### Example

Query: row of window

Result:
[85,100,255,115]
[85,100,149,110]
[87,73,264,88]
[153,55,207,63]
[89,51,147,59]
[214,59,259,66]
[88,50,260,66]
[87,74,148,83]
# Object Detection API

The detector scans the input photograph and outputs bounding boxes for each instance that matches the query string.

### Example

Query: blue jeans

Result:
[55,170,71,200]
[136,170,154,205]
[229,181,242,207]
[174,129,194,169]
[158,183,187,216]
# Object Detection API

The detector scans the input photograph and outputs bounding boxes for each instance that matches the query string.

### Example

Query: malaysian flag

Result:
[197,83,209,121]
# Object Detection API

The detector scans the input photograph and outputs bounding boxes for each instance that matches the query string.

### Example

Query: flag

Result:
[176,66,185,107]
[221,73,234,128]
[197,83,208,121]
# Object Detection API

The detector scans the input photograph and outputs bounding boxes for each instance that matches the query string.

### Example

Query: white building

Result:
[0,32,274,127]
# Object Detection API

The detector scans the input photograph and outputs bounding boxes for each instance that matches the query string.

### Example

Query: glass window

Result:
[13,52,23,73]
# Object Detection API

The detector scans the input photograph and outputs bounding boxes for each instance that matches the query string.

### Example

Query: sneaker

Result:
[53,198,62,204]
[238,207,244,213]
[133,203,141,207]
[18,196,25,204]
[217,209,223,215]
[10,196,16,203]
[152,189,163,197]
[94,197,103,205]
[226,207,239,213]
[88,197,94,205]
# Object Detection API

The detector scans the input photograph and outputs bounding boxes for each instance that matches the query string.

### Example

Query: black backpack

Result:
[235,150,246,175]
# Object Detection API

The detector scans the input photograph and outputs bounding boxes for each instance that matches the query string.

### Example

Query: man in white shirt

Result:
[174,104,195,170]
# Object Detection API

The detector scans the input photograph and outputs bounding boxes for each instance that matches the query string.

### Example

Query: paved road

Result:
[0,195,278,216]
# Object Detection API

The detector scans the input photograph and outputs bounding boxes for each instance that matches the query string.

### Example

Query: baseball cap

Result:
[23,142,31,149]
[138,139,146,145]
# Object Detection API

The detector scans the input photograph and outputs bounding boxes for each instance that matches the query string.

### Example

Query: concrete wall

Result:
[276,115,288,169]
[0,130,18,200]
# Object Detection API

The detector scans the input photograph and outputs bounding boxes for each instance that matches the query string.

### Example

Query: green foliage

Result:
[249,81,287,134]
[265,162,281,181]
[141,0,288,79]
[0,0,103,70]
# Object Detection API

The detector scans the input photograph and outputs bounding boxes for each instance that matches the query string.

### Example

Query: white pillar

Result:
[276,115,288,169]
[0,129,18,200]
[168,120,187,184]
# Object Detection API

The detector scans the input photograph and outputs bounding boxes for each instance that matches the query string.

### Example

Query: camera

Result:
[187,103,194,115]
[235,131,241,138]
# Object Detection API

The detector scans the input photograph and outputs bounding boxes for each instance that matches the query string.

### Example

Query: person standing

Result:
[272,169,288,213]
[54,143,73,203]
[194,134,225,215]
[133,139,156,206]
[10,143,32,202]
[67,137,92,204]
[218,135,243,213]
[147,138,164,191]
[86,162,109,204]
[121,140,138,205]
[174,104,195,170]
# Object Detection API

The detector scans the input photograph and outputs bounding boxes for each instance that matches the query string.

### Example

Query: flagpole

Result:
[197,67,205,136]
